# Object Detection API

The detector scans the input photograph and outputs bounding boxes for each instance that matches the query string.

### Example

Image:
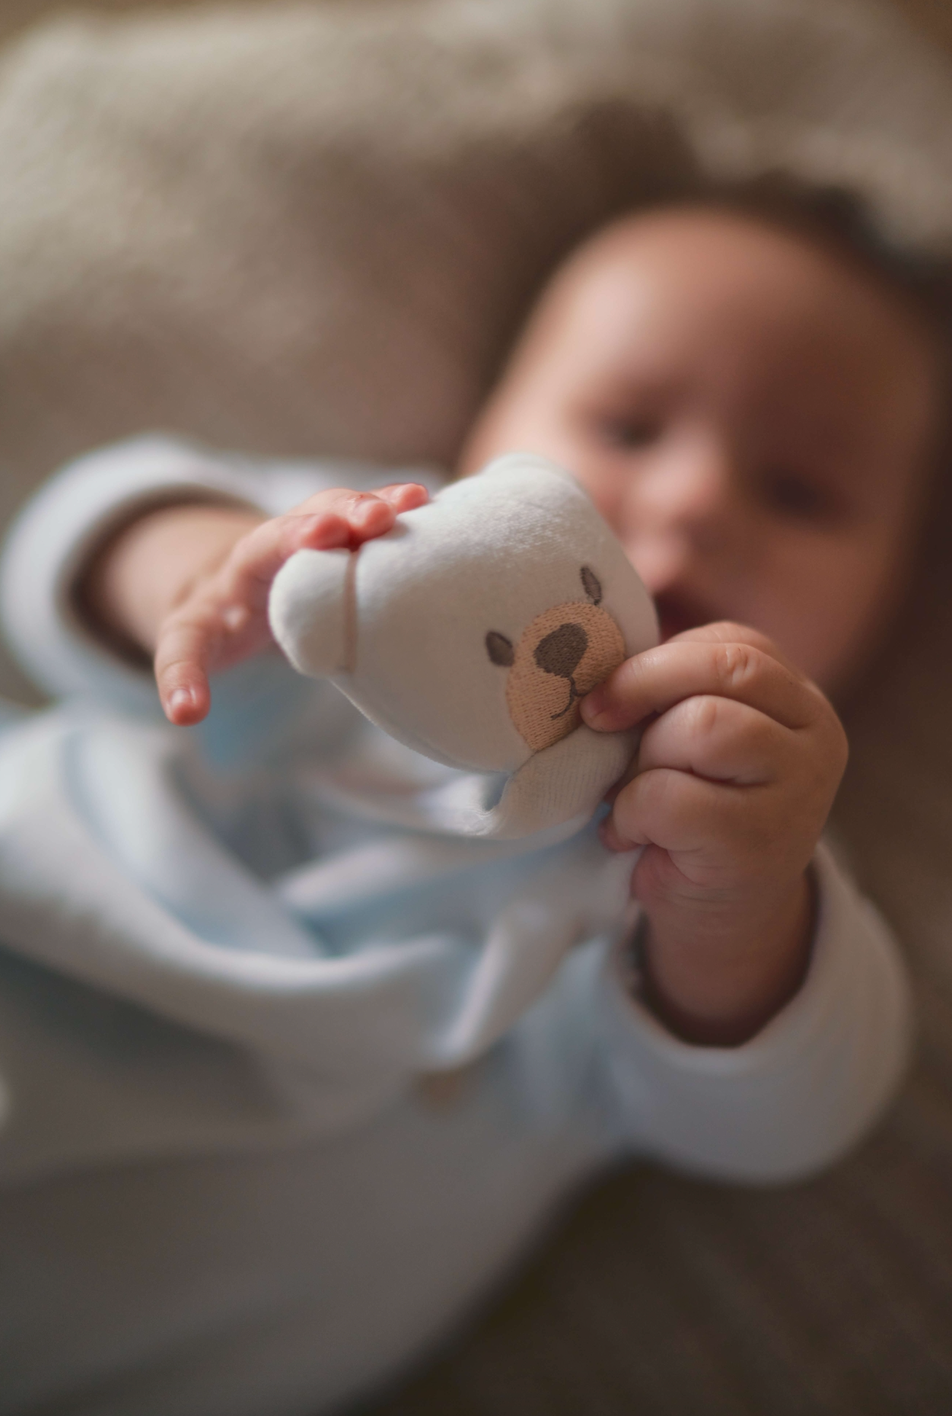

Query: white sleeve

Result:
[598,841,912,1183]
[0,435,403,708]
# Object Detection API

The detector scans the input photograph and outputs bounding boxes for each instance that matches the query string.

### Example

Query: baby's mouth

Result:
[653,592,713,642]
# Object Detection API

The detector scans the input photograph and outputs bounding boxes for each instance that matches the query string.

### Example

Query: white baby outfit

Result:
[0,438,911,1416]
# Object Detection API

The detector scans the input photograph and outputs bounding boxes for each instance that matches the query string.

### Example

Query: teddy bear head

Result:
[269,455,657,836]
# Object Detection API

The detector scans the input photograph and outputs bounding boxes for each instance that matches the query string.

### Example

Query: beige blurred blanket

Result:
[1,0,952,516]
[0,1,951,1411]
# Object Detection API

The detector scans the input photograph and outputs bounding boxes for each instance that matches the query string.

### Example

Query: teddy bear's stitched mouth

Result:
[550,683,580,720]
[533,622,588,718]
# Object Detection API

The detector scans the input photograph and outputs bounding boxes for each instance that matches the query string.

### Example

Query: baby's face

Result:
[459,208,941,691]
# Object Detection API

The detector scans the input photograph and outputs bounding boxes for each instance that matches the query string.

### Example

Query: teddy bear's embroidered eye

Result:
[580,566,602,604]
[485,631,515,667]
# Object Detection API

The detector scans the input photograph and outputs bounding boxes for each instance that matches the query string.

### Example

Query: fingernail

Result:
[581,687,607,726]
[168,688,193,718]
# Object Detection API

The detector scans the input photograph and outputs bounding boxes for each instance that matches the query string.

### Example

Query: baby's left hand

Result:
[581,622,848,1044]
[80,482,428,726]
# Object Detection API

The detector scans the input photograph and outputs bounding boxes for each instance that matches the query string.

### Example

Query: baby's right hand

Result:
[84,484,428,725]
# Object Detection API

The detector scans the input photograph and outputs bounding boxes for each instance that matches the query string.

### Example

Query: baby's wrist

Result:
[76,501,263,657]
[635,872,814,1046]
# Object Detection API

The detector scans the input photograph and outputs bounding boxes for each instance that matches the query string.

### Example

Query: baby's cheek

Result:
[755,539,898,691]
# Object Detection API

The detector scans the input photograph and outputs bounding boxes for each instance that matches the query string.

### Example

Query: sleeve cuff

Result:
[599,841,913,1182]
[0,436,364,708]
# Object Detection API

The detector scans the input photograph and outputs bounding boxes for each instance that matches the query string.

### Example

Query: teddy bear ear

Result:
[269,548,353,678]
[485,631,515,667]
[580,565,602,604]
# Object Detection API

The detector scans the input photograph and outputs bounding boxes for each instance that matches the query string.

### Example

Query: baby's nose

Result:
[534,622,588,679]
[639,435,742,545]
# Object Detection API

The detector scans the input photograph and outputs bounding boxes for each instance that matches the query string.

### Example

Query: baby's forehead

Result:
[543,206,884,327]
[529,205,941,397]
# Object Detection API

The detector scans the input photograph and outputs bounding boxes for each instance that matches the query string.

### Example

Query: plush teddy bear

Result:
[269,455,658,841]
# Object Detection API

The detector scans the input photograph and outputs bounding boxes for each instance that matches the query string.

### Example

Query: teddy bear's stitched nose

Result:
[534,622,588,679]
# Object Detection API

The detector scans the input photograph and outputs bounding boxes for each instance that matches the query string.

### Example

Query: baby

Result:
[0,199,938,1415]
[82,200,939,1045]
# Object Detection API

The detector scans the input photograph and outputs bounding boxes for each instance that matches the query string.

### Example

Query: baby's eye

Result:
[598,414,663,451]
[759,469,841,524]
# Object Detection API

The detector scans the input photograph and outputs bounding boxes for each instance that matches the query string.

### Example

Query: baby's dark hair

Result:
[705,169,952,358]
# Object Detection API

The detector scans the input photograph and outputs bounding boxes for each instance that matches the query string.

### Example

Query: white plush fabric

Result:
[270,456,658,839]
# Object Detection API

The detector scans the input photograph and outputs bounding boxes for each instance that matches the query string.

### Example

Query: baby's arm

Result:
[80,483,428,724]
[582,623,849,1047]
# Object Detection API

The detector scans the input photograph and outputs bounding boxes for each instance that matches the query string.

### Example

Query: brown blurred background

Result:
[0,0,949,54]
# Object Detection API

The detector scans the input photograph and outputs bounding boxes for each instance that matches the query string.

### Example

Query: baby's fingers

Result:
[154,608,220,724]
[155,484,430,725]
[290,484,429,554]
[221,484,429,615]
[582,628,822,734]
[374,482,430,513]
[602,767,750,858]
[636,696,799,786]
